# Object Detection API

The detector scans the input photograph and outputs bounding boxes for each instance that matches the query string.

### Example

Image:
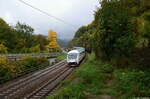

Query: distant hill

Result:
[57,39,71,47]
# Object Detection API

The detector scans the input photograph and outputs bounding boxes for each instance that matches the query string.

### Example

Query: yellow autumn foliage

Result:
[0,56,21,73]
[47,30,57,41]
[0,56,49,83]
[46,30,60,52]
[135,15,150,48]
[0,44,8,54]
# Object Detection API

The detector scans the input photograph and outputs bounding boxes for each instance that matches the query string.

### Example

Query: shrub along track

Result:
[0,59,74,99]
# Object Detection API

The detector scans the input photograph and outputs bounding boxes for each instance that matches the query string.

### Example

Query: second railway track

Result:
[0,60,73,99]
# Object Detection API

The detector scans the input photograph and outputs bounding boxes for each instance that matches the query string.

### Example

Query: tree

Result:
[15,22,36,49]
[0,44,8,54]
[0,18,50,53]
[34,35,49,51]
[29,45,41,53]
[70,23,95,53]
[91,0,136,61]
[0,18,16,52]
[46,30,60,52]
[74,26,88,38]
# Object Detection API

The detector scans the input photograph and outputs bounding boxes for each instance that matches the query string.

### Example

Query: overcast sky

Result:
[0,0,99,39]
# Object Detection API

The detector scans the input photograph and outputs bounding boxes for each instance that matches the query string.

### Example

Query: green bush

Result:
[29,45,41,53]
[0,57,21,83]
[49,83,86,99]
[19,56,49,70]
[37,57,49,67]
[20,56,37,70]
[114,69,150,97]
[0,44,8,54]
[0,56,49,84]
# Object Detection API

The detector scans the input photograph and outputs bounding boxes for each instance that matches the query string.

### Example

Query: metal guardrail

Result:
[0,52,61,60]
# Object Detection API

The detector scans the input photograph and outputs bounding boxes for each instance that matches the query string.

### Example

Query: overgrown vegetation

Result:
[71,0,150,67]
[56,54,67,62]
[0,56,49,83]
[114,69,150,98]
[48,53,150,98]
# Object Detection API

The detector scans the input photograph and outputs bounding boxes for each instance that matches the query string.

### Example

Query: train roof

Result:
[68,50,79,54]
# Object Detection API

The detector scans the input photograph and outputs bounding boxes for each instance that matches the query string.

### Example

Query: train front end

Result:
[67,50,79,66]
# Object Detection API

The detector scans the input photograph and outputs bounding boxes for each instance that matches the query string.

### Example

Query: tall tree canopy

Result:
[46,30,60,52]
[0,19,49,53]
[0,18,16,51]
[71,0,150,67]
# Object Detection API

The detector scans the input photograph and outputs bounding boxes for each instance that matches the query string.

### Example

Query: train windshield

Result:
[68,53,77,59]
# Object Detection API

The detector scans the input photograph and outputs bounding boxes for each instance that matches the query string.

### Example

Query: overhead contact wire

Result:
[18,0,76,28]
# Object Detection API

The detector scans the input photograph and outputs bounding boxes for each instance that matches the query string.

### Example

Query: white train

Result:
[67,47,85,66]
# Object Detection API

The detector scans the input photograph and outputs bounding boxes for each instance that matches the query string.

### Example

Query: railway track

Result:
[0,59,74,99]
[26,68,73,99]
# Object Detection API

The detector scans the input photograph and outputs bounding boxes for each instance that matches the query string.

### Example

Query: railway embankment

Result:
[48,53,150,99]
[0,54,66,84]
[0,56,49,84]
[0,59,71,98]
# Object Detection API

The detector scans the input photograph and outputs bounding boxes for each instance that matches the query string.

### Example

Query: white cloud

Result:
[3,12,15,25]
[0,0,99,39]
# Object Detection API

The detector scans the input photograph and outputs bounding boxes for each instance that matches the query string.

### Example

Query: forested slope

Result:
[71,0,150,67]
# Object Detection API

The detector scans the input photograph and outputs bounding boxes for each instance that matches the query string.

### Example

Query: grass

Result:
[48,53,150,99]
[113,69,150,98]
[48,53,114,99]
